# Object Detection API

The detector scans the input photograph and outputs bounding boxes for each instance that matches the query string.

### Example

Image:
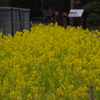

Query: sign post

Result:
[68,9,84,27]
[68,0,84,27]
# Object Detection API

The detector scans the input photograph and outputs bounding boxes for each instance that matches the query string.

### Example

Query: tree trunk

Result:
[58,0,63,26]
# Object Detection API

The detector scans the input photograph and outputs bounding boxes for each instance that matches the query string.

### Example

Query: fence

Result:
[0,7,30,35]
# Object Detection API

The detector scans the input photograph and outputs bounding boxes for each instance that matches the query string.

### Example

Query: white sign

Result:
[68,9,84,17]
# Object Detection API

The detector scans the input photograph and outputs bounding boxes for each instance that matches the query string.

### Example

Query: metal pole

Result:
[11,7,14,36]
[89,87,94,100]
[19,8,23,32]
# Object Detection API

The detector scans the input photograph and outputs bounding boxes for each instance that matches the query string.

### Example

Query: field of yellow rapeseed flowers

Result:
[0,23,100,100]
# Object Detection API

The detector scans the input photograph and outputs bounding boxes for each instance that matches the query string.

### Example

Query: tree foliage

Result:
[0,0,42,19]
[82,1,100,26]
[8,0,42,19]
[43,0,70,13]
[0,0,71,18]
[83,1,100,14]
[43,0,58,11]
[0,0,10,6]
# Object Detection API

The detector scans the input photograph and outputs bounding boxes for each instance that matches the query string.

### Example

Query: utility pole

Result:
[58,0,63,26]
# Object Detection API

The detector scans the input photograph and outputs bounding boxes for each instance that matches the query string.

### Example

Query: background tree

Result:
[0,0,42,20]
[0,0,10,6]
[8,0,42,20]
[43,0,58,11]
[82,1,100,26]
[0,0,71,21]
[43,0,70,13]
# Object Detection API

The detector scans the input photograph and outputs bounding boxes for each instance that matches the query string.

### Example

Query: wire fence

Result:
[0,7,30,36]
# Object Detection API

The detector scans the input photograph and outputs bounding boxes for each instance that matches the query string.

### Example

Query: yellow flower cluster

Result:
[1,23,100,100]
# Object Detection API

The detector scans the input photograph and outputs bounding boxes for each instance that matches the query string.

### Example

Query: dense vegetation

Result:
[1,23,100,99]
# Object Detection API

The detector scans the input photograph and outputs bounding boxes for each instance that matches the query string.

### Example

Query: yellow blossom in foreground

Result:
[1,23,100,100]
